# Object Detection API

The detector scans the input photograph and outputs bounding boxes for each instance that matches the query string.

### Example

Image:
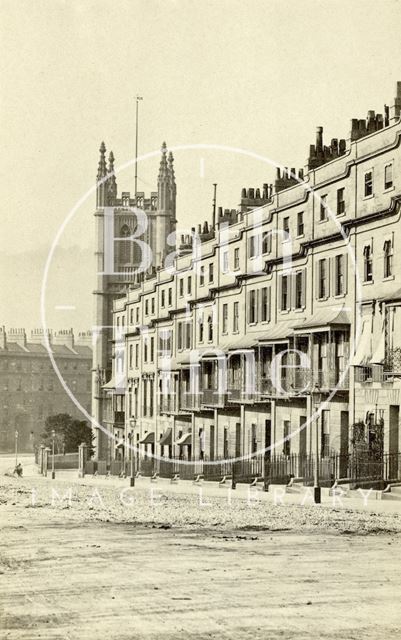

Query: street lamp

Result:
[313,384,322,504]
[128,424,136,487]
[51,429,56,480]
[15,430,18,467]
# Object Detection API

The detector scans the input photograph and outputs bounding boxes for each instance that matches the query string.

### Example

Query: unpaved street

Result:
[1,518,400,640]
[0,456,400,639]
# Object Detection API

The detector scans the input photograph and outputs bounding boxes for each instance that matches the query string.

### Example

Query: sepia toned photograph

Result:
[1,1,401,638]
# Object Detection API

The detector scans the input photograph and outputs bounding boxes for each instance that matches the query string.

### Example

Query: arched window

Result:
[119,225,131,264]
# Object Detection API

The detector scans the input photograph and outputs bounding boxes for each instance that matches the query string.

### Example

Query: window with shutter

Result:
[249,290,257,324]
[295,271,304,309]
[384,239,393,278]
[384,164,393,190]
[363,245,373,282]
[281,275,290,311]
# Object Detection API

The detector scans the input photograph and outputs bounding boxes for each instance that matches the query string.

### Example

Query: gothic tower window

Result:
[119,225,131,264]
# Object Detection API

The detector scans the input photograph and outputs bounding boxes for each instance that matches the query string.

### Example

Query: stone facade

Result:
[94,83,401,477]
[0,328,92,451]
[92,142,177,459]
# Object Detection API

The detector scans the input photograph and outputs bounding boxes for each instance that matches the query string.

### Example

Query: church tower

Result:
[92,141,177,459]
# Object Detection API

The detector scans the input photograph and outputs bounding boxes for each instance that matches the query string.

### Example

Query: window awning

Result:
[351,320,372,365]
[175,432,192,446]
[258,320,297,344]
[159,427,172,446]
[159,356,179,371]
[102,375,127,391]
[227,334,258,351]
[378,287,401,303]
[139,432,155,445]
[370,316,385,364]
[293,307,350,334]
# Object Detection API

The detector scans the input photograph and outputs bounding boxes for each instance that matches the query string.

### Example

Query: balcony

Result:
[114,411,125,425]
[201,388,225,408]
[179,390,199,412]
[256,366,349,399]
[159,394,176,414]
[316,369,349,390]
[227,385,254,403]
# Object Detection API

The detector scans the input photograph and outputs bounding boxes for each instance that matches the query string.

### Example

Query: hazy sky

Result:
[1,0,401,332]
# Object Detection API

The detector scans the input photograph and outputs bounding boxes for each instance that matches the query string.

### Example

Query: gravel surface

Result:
[1,469,401,639]
[1,472,401,535]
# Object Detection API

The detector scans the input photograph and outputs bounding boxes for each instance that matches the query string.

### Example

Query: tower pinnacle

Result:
[97,141,107,180]
[107,151,117,204]
[158,142,169,182]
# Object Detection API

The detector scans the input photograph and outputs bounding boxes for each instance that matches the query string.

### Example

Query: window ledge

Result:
[296,234,305,240]
[334,294,346,299]
[363,280,374,286]
[383,275,395,282]
[317,218,327,224]
[362,193,374,201]
[384,185,394,193]
[336,212,346,218]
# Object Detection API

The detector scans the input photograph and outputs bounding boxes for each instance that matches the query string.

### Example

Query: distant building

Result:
[94,83,401,484]
[0,328,92,452]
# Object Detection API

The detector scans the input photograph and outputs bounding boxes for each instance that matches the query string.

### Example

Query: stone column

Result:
[78,442,88,478]
[43,447,51,477]
[39,444,45,475]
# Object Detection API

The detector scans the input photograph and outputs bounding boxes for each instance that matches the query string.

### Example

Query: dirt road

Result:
[1,516,400,640]
[0,456,400,639]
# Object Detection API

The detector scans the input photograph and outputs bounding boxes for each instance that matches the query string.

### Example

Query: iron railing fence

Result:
[83,452,401,485]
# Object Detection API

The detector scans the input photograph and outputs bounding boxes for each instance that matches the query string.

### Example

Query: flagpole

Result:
[134,96,143,197]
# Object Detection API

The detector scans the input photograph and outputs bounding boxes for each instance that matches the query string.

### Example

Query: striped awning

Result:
[175,432,192,446]
[139,432,155,445]
[159,428,172,446]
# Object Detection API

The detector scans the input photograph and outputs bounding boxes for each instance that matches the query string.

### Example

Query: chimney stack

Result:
[316,126,323,151]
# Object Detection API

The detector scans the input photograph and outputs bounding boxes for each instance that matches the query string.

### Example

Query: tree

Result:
[41,413,70,453]
[64,419,94,456]
[41,413,94,456]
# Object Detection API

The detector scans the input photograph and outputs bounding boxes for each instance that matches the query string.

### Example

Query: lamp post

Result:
[313,384,322,503]
[15,430,18,467]
[51,429,56,480]
[128,430,135,487]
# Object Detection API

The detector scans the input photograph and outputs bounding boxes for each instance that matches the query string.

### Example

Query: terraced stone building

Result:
[93,84,401,484]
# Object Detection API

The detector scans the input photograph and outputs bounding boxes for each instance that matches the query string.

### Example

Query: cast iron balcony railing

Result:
[179,389,200,411]
[114,411,125,425]
[159,394,175,414]
[201,388,225,407]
